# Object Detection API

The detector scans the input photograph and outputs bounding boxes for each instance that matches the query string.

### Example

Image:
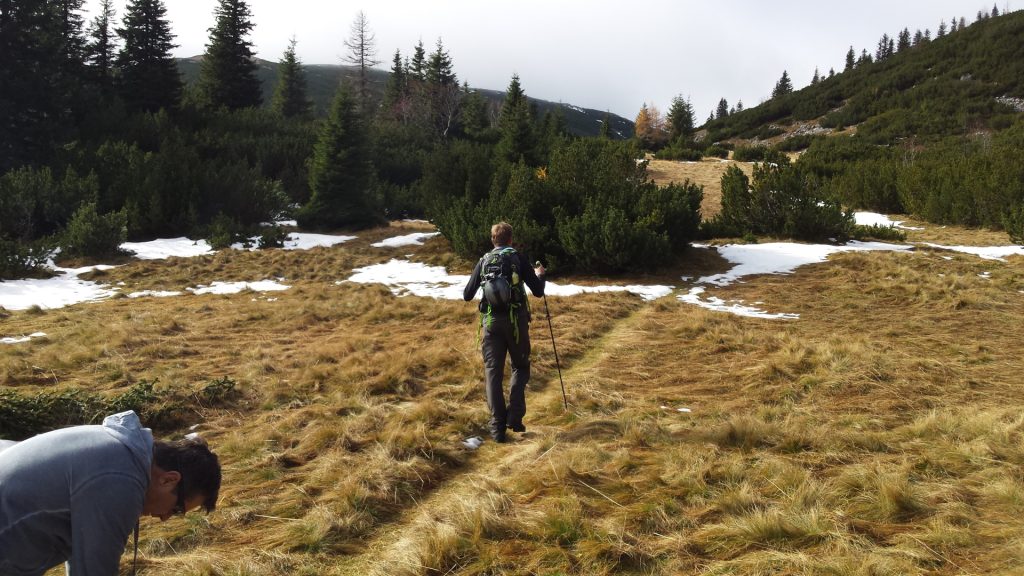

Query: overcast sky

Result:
[84,1,1012,120]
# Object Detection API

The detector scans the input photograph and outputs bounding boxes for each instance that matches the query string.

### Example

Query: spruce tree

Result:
[408,39,425,81]
[667,95,695,144]
[771,71,793,99]
[0,0,82,169]
[299,83,382,230]
[342,10,379,111]
[84,0,117,88]
[496,74,537,164]
[811,68,820,84]
[117,0,182,113]
[382,48,406,111]
[897,28,911,51]
[271,37,311,118]
[198,0,261,110]
[736,100,744,112]
[992,4,999,17]
[937,21,947,37]
[425,38,456,86]
[599,111,611,139]
[716,98,729,119]
[844,47,855,71]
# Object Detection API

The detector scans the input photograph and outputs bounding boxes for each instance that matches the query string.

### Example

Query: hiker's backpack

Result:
[481,247,522,313]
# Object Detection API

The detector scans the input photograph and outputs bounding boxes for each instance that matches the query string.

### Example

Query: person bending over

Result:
[0,410,221,576]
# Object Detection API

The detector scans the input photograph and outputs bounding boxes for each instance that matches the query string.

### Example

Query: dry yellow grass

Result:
[3,219,1022,575]
[646,157,754,220]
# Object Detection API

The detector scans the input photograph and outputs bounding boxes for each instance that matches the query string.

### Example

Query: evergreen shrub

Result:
[712,162,854,241]
[61,202,128,259]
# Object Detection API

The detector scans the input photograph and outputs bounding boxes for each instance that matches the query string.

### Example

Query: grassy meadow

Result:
[3,211,1024,575]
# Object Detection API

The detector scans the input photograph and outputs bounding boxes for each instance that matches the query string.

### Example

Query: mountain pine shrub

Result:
[61,202,128,259]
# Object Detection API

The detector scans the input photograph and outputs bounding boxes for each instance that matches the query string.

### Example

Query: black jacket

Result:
[463,246,545,309]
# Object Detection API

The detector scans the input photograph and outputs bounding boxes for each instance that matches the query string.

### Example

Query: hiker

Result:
[463,221,546,443]
[0,410,221,576]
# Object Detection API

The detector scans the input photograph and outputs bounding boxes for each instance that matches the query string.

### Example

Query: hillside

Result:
[700,9,1024,146]
[177,57,635,139]
[4,215,1024,574]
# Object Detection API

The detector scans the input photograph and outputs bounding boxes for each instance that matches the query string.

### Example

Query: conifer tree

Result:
[425,38,456,86]
[84,0,117,88]
[875,34,890,60]
[423,38,459,138]
[771,70,793,99]
[667,95,695,144]
[299,83,382,230]
[992,4,999,17]
[599,111,611,139]
[937,21,947,37]
[858,49,873,66]
[897,28,911,51]
[117,0,182,113]
[408,39,425,81]
[271,37,311,118]
[198,0,261,110]
[959,17,966,29]
[382,48,406,110]
[844,47,855,71]
[950,18,958,33]
[0,0,92,167]
[343,10,379,110]
[496,74,537,164]
[913,29,923,45]
[736,100,744,112]
[716,97,729,119]
[811,68,820,84]
[828,68,834,78]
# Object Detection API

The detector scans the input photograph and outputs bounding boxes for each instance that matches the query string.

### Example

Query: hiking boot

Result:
[492,433,507,443]
[509,423,526,433]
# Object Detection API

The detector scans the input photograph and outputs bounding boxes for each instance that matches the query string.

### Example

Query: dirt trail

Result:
[333,301,660,575]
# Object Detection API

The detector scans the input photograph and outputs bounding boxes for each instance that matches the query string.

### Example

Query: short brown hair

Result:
[491,222,513,246]
[153,437,221,513]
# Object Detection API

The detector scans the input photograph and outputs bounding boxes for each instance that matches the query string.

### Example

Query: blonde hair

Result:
[491,222,513,246]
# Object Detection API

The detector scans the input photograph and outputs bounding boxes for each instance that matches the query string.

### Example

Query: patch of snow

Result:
[402,219,431,224]
[853,212,924,230]
[121,238,213,260]
[921,243,1024,262]
[696,241,912,287]
[678,241,912,320]
[187,280,290,296]
[371,232,440,248]
[545,282,673,301]
[346,259,469,299]
[1,332,47,345]
[680,287,800,320]
[128,290,183,299]
[345,259,672,301]
[0,265,119,310]
[284,232,356,250]
[232,232,356,252]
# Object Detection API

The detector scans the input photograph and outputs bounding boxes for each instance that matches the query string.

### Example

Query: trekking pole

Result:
[537,262,568,410]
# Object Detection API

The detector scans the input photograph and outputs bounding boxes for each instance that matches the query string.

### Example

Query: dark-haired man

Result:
[0,411,221,575]
[463,221,545,443]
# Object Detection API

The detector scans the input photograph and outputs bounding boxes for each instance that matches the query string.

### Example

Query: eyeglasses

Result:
[172,479,186,516]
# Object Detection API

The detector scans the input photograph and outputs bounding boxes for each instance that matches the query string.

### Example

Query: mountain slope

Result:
[701,9,1024,146]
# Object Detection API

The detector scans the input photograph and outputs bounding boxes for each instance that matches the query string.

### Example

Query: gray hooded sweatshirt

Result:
[0,411,154,576]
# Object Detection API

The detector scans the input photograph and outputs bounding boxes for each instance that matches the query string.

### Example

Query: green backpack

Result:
[479,247,528,340]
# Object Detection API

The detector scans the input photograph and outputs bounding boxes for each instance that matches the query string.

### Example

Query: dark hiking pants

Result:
[481,311,531,439]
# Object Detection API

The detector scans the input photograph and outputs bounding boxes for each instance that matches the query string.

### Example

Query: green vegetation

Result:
[695,9,1024,235]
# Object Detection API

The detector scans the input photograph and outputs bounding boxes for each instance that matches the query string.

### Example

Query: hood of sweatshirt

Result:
[101,410,154,478]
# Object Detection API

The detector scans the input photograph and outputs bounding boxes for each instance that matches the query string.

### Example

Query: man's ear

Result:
[157,469,181,488]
